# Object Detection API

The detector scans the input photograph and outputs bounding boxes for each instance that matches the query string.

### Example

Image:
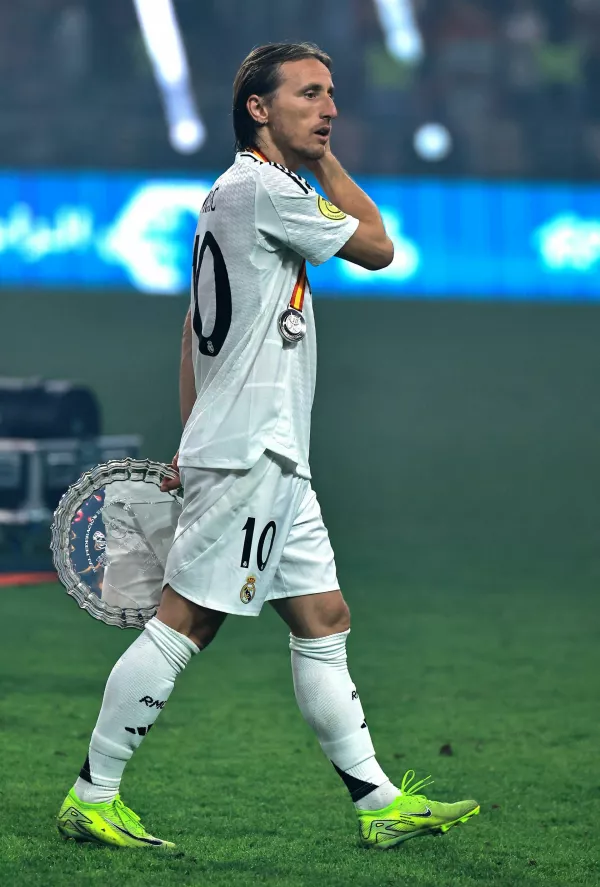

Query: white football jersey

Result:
[178,151,359,479]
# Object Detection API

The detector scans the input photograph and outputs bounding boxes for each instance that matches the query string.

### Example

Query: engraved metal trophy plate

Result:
[50,459,182,630]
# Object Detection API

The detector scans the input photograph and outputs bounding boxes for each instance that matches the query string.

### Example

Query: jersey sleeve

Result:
[255,162,359,267]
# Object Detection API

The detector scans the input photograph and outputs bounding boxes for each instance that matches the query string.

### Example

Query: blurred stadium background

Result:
[2,0,600,570]
[1,3,599,885]
[3,0,600,176]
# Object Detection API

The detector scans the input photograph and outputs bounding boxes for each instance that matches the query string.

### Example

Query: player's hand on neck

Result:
[303,142,336,176]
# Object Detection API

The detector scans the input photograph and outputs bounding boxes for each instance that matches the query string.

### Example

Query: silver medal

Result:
[278,308,306,342]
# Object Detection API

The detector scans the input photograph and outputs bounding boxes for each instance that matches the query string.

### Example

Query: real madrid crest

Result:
[240,574,256,604]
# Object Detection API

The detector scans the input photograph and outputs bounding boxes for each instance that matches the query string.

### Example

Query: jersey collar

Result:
[237,148,269,164]
[248,148,269,162]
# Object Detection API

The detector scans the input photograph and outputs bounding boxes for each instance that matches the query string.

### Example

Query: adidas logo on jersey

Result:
[240,150,313,194]
[268,161,313,194]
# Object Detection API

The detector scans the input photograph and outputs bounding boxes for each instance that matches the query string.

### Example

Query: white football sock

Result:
[290,630,399,809]
[73,617,198,804]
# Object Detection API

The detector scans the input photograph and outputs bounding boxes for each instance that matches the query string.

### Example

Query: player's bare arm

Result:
[179,308,196,426]
[307,149,394,270]
[161,308,195,492]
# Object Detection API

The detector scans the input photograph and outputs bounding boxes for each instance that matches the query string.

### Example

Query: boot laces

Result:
[112,796,143,830]
[400,769,434,799]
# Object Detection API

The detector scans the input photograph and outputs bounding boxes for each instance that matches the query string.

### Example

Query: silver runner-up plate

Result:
[50,459,183,630]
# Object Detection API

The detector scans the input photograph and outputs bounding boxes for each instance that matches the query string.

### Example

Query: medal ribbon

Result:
[289,260,307,312]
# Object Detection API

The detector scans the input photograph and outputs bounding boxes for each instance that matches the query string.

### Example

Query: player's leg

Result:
[66,461,240,806]
[271,590,400,811]
[58,461,236,846]
[269,488,480,848]
[59,453,305,845]
[57,589,225,847]
[73,589,224,806]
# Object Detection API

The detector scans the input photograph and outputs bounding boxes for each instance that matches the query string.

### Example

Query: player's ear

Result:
[247,94,269,127]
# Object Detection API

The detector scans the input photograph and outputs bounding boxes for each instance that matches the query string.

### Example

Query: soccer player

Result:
[57,43,480,850]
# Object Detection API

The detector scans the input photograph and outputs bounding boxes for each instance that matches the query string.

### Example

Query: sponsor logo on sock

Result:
[139,696,166,709]
[125,724,154,736]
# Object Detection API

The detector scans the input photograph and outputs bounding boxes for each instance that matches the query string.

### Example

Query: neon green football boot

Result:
[357,770,480,850]
[57,788,175,849]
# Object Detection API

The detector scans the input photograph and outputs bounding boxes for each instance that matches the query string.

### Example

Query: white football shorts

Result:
[163,451,339,616]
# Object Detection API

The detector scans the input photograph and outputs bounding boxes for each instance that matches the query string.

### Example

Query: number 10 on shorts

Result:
[240,518,277,571]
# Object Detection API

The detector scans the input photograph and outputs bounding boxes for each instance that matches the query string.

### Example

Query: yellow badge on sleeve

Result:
[318,196,347,221]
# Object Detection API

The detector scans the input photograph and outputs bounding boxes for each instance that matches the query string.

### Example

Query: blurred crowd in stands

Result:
[1,0,600,178]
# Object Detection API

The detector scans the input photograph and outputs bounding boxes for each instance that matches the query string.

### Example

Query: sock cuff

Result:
[145,616,199,672]
[289,629,350,661]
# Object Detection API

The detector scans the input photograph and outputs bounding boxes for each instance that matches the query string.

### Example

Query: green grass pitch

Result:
[0,571,598,887]
[2,301,600,884]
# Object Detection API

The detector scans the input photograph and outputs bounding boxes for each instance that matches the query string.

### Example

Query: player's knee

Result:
[281,590,351,637]
[158,585,226,650]
[330,598,351,634]
[314,594,351,636]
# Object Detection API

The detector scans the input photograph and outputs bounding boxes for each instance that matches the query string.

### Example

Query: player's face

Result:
[266,59,337,163]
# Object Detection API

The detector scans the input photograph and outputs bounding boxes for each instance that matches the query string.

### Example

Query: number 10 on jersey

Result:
[192,232,232,357]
